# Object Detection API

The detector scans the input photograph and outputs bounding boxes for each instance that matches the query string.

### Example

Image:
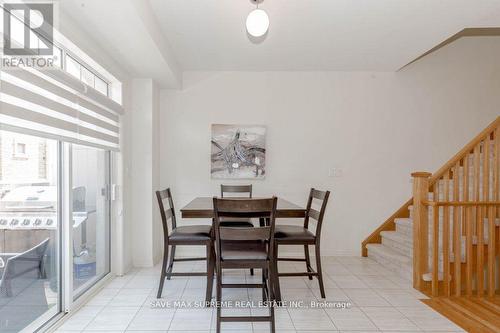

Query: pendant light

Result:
[246,0,269,37]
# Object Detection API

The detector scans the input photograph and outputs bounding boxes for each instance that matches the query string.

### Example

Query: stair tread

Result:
[422,271,446,282]
[394,217,412,225]
[380,230,412,244]
[366,243,412,263]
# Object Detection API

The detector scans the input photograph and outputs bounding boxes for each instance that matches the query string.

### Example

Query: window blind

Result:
[0,67,122,151]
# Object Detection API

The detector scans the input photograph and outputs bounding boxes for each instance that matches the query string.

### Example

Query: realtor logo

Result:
[3,3,53,56]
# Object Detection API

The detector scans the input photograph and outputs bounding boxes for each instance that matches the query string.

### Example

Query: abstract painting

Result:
[211,124,266,179]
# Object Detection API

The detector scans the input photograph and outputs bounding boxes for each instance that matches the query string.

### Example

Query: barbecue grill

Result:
[0,186,88,253]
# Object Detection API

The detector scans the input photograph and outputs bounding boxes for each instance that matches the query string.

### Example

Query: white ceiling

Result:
[150,0,500,71]
[59,0,500,88]
[59,0,181,87]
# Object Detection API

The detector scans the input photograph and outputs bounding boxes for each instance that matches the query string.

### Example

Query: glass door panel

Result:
[0,130,60,332]
[71,145,110,298]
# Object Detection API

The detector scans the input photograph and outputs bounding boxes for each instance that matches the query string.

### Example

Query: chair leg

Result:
[272,243,282,302]
[166,245,176,280]
[3,279,12,297]
[262,268,267,301]
[254,219,267,276]
[216,264,222,333]
[39,255,47,279]
[205,243,214,303]
[267,263,276,333]
[304,245,313,280]
[157,243,169,298]
[315,243,326,298]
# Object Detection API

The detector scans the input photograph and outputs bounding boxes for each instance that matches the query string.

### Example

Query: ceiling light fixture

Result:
[246,0,269,37]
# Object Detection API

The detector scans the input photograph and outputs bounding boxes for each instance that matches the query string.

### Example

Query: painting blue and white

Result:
[211,124,266,179]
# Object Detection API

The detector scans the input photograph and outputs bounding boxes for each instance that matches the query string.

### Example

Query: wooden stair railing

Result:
[362,116,500,295]
[412,116,500,296]
[363,116,500,256]
[422,201,500,297]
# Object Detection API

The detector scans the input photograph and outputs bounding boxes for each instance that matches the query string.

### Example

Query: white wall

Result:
[152,83,163,265]
[159,36,500,257]
[129,79,162,267]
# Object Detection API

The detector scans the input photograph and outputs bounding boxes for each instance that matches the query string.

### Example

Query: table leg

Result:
[271,243,282,302]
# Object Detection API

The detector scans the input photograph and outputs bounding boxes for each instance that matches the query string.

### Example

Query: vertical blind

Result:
[0,67,122,151]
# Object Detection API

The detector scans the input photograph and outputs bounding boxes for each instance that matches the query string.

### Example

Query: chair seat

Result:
[169,225,212,242]
[221,241,268,261]
[275,225,315,241]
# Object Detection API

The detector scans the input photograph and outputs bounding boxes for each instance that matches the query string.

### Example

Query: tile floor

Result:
[54,256,464,333]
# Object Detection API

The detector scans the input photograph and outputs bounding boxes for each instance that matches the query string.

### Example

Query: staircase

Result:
[366,214,413,281]
[362,116,500,297]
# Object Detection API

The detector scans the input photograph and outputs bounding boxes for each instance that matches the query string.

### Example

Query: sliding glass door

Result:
[0,130,112,331]
[0,130,61,332]
[71,145,111,298]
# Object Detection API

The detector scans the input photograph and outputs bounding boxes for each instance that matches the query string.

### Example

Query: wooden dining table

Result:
[180,196,306,302]
[180,196,306,219]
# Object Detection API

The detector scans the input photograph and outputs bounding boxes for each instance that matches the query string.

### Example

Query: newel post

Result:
[411,172,431,290]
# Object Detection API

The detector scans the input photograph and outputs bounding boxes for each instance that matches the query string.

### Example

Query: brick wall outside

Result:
[0,131,48,184]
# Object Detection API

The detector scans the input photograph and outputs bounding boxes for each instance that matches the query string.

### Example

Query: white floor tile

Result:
[105,276,133,289]
[329,275,369,289]
[398,306,465,332]
[213,307,253,331]
[374,289,426,307]
[86,288,121,306]
[342,289,391,307]
[83,331,124,333]
[127,307,175,331]
[252,307,295,331]
[85,307,139,331]
[310,288,351,304]
[58,306,103,331]
[168,308,213,331]
[110,289,151,307]
[322,264,352,276]
[278,277,309,289]
[361,275,403,289]
[361,306,420,331]
[59,258,468,333]
[302,275,339,289]
[287,308,337,331]
[326,307,377,331]
[123,275,158,289]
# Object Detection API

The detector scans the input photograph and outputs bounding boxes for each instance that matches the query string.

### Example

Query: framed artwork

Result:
[211,124,266,179]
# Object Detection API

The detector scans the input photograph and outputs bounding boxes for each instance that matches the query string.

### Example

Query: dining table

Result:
[180,196,306,219]
[180,196,307,302]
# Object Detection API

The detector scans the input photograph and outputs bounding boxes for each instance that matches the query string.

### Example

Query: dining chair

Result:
[213,197,277,333]
[156,188,214,302]
[0,238,49,297]
[273,188,330,301]
[220,184,256,275]
[219,184,254,227]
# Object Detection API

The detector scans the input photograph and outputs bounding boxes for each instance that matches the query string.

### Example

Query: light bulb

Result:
[246,8,269,37]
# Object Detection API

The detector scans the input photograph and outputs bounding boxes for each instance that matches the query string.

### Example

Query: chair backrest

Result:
[0,238,49,297]
[220,184,252,198]
[72,186,86,212]
[156,188,177,237]
[213,197,277,253]
[304,188,330,238]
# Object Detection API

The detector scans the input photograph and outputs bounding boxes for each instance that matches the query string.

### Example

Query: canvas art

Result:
[211,124,266,179]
